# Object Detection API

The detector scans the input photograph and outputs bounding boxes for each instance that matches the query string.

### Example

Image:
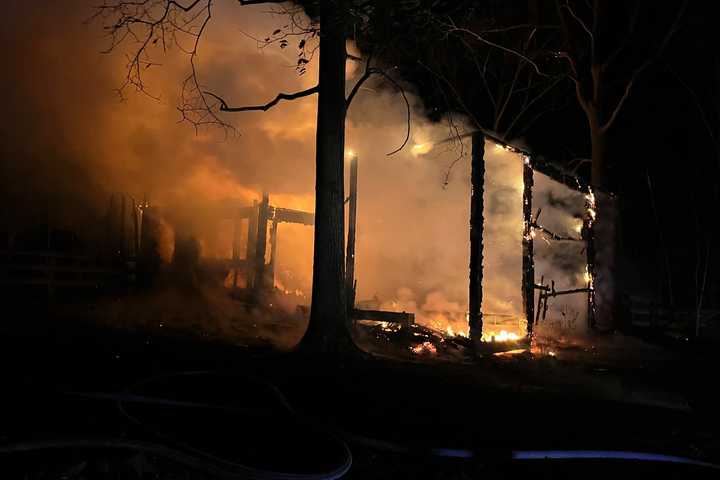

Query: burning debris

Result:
[481,330,521,343]
[410,341,437,355]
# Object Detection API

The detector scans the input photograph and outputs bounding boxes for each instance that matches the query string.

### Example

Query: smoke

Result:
[532,173,589,335]
[1,1,589,341]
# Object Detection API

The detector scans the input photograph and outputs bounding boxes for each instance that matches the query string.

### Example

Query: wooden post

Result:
[469,132,485,342]
[246,200,258,266]
[345,154,358,318]
[120,194,126,259]
[132,198,140,258]
[522,155,535,337]
[253,192,270,293]
[269,219,278,289]
[231,211,240,289]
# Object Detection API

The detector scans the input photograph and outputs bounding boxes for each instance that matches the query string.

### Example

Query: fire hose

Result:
[1,370,719,477]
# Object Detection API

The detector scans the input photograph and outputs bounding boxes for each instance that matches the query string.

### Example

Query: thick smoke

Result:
[1,1,588,341]
[532,173,589,335]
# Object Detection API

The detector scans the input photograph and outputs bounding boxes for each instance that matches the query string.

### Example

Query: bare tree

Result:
[554,0,688,190]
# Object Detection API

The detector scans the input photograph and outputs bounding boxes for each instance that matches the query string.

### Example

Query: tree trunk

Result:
[588,115,621,332]
[590,120,606,190]
[299,1,352,354]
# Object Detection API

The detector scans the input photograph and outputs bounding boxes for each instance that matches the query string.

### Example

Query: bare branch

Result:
[505,75,565,138]
[603,0,641,69]
[203,85,319,112]
[417,60,483,131]
[373,70,411,157]
[446,26,549,77]
[564,2,594,63]
[600,0,688,132]
[345,53,374,109]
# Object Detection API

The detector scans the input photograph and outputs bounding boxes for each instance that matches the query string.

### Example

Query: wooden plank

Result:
[273,207,314,226]
[351,308,414,324]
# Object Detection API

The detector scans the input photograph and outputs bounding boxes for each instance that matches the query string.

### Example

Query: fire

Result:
[410,341,437,355]
[481,330,520,342]
[411,142,433,156]
[585,188,597,225]
[584,265,594,287]
[445,325,468,338]
[573,219,583,234]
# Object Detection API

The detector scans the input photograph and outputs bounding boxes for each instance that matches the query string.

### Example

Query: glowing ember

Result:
[584,265,594,287]
[573,219,583,234]
[493,348,526,357]
[410,341,437,355]
[379,321,400,332]
[481,330,521,342]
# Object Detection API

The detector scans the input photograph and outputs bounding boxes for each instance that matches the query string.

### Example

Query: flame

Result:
[584,265,593,287]
[481,330,521,342]
[410,341,437,355]
[411,142,433,156]
[574,219,583,234]
[445,325,468,338]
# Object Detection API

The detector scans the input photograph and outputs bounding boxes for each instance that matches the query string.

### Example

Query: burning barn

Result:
[215,132,615,351]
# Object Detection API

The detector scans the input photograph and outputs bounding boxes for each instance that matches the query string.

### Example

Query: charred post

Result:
[584,189,597,330]
[253,192,270,294]
[268,218,278,288]
[469,132,485,342]
[245,200,258,287]
[522,155,535,338]
[345,153,358,319]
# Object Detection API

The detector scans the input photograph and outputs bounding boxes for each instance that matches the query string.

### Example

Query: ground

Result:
[1,291,720,478]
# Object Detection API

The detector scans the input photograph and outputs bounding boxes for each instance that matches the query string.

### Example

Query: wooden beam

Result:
[273,207,315,225]
[352,308,414,325]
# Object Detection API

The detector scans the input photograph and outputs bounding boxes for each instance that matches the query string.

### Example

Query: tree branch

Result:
[203,85,319,112]
[600,0,688,132]
[564,2,594,64]
[374,70,411,156]
[345,53,373,109]
[505,75,565,138]
[446,26,549,77]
